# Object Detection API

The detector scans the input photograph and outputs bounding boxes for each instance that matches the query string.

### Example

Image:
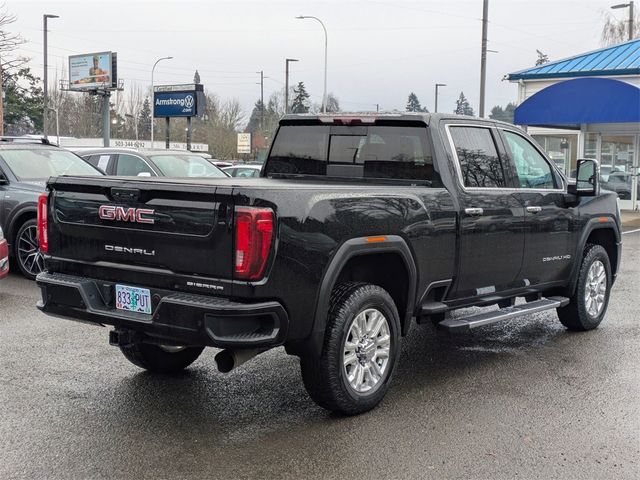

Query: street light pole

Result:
[296,15,328,113]
[285,58,299,114]
[434,83,446,113]
[150,56,173,147]
[43,13,59,140]
[612,2,635,40]
[479,0,489,117]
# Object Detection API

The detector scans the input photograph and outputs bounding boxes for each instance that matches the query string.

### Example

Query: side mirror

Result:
[568,158,599,197]
[0,172,8,185]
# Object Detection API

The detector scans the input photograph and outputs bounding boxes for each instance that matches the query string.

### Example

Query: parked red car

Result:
[0,226,9,279]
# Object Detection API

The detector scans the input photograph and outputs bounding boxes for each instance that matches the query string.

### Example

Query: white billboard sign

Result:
[237,133,251,154]
[69,52,114,91]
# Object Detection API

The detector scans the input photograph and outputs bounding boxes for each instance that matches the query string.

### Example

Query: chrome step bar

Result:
[438,296,570,333]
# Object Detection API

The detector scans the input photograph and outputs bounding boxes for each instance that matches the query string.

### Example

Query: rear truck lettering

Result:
[98,205,155,224]
[105,245,156,256]
[186,281,224,291]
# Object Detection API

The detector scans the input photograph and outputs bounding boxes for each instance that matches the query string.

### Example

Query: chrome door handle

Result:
[464,207,484,216]
[526,206,542,214]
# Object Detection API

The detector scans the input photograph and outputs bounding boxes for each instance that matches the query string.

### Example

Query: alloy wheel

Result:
[584,260,607,317]
[343,308,391,394]
[18,224,44,278]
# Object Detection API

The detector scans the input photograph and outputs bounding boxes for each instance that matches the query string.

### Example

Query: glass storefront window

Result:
[584,133,598,161]
[532,134,578,176]
[599,135,637,201]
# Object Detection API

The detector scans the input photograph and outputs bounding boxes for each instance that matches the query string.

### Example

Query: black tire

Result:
[557,244,611,331]
[300,282,401,415]
[119,340,204,373]
[14,219,45,280]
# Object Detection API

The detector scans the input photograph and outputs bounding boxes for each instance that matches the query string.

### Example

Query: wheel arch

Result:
[308,235,417,357]
[8,207,37,251]
[569,219,620,293]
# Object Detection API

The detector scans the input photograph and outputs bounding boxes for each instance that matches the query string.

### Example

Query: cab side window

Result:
[115,154,155,177]
[449,126,506,188]
[503,131,556,189]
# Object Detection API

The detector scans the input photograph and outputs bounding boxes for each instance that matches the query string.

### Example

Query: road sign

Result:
[237,133,252,154]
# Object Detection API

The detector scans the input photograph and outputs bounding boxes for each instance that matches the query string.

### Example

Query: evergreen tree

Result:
[406,92,426,112]
[138,97,152,140]
[489,102,517,124]
[535,50,550,66]
[325,93,341,113]
[193,70,201,84]
[245,99,265,134]
[290,82,310,114]
[454,92,474,116]
[3,66,44,135]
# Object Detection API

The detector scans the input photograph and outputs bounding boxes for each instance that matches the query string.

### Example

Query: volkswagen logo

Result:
[184,95,194,109]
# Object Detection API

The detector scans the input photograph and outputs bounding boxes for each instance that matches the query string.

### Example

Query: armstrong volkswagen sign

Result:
[153,84,204,117]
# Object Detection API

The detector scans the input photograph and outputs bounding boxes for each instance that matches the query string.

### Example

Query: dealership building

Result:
[507,38,640,210]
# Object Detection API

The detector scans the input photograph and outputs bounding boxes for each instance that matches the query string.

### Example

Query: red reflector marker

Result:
[37,193,49,254]
[234,207,274,280]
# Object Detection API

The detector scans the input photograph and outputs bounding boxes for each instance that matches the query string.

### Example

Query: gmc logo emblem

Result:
[98,205,155,225]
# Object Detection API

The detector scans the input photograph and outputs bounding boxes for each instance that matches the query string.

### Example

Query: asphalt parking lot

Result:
[1,232,638,480]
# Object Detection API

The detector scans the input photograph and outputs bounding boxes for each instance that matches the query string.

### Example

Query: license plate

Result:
[115,284,152,314]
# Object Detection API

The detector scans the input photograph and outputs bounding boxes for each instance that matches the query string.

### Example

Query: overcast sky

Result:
[6,0,623,118]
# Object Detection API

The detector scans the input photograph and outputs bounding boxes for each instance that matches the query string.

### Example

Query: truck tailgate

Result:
[47,176,234,280]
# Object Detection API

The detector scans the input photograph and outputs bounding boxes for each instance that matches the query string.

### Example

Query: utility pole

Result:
[257,70,265,130]
[479,0,489,118]
[632,1,636,40]
[435,83,446,113]
[285,58,299,114]
[43,14,59,139]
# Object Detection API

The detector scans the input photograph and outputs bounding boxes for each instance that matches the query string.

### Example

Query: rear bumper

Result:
[0,239,8,279]
[36,272,288,348]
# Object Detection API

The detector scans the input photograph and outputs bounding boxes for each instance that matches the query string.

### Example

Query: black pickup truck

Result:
[36,114,621,415]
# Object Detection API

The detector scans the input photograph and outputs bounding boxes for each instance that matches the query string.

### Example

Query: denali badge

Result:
[105,245,155,256]
[543,254,571,262]
[98,205,155,224]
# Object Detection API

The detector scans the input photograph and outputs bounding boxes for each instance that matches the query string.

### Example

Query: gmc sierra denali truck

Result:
[36,114,621,415]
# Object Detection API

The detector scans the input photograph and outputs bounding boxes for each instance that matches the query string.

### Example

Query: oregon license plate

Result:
[115,284,152,314]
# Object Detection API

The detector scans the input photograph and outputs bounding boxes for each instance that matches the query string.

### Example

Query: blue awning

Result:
[514,77,640,127]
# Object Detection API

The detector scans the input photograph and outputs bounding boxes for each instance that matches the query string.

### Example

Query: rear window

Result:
[265,124,440,185]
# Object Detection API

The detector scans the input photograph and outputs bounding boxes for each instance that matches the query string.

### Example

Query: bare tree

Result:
[601,11,639,46]
[0,3,27,135]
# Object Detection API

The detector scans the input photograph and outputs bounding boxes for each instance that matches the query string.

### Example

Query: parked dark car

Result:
[75,148,228,178]
[601,170,637,200]
[0,225,8,280]
[0,138,103,279]
[37,114,621,415]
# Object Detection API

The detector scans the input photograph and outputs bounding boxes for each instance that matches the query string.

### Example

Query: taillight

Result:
[37,193,48,254]
[234,206,274,280]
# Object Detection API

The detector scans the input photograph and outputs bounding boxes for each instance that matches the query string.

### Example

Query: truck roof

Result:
[280,112,517,129]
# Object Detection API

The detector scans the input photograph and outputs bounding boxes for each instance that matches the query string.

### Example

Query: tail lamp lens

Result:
[37,193,48,254]
[234,207,274,280]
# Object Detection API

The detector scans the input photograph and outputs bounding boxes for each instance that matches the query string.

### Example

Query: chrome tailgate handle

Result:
[526,206,543,214]
[464,207,484,216]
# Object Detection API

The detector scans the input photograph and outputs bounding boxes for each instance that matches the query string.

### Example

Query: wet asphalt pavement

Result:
[1,232,639,480]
